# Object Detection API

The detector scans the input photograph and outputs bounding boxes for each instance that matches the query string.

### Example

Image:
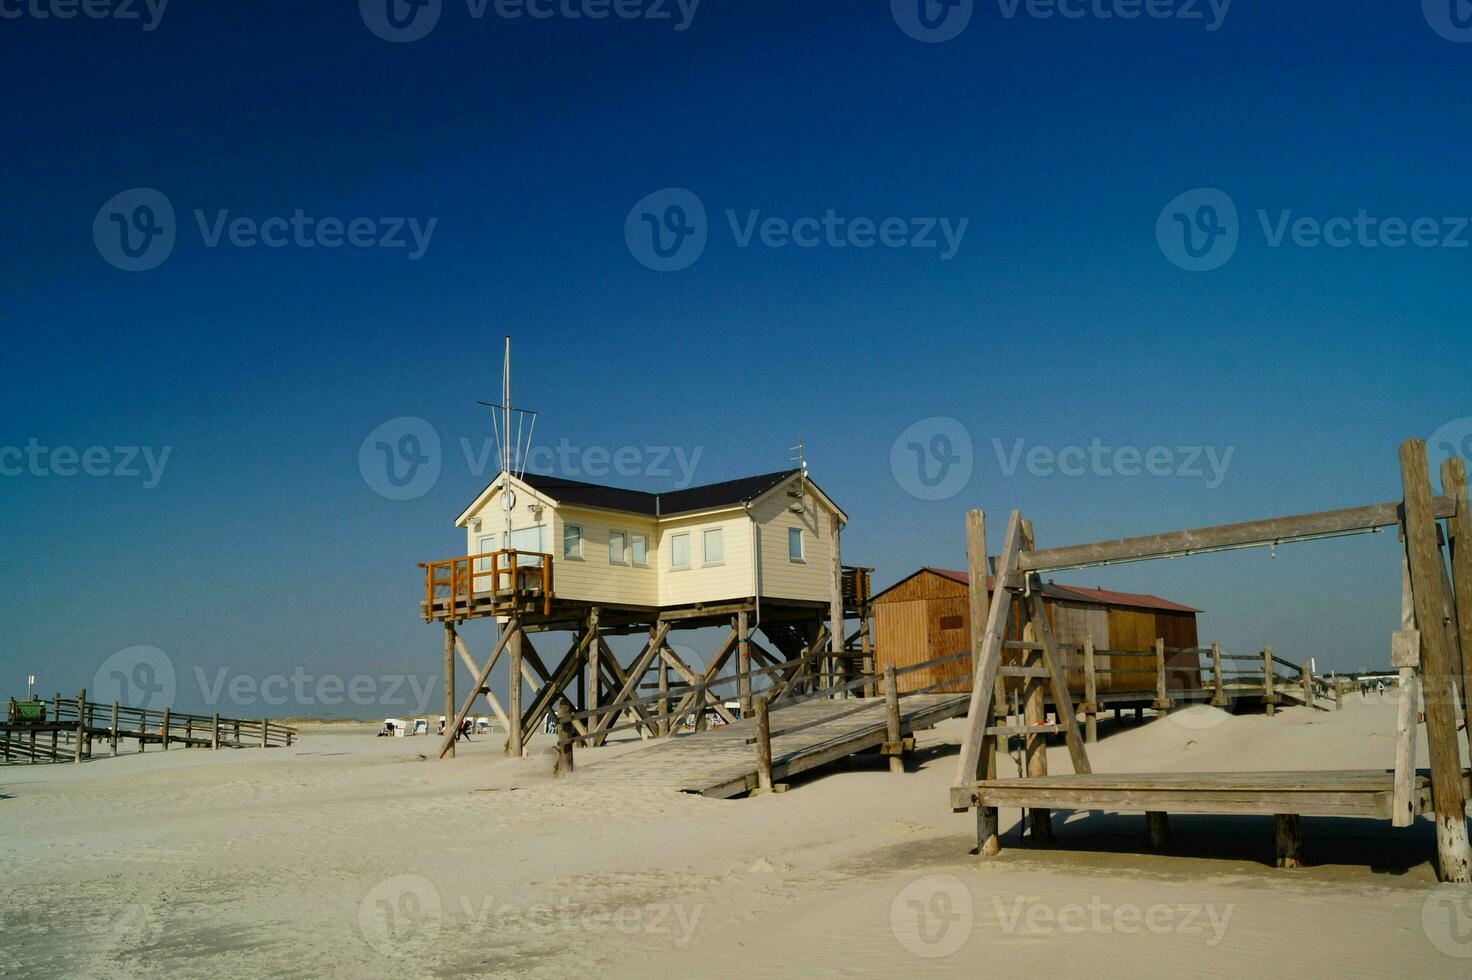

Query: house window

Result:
[631,533,648,566]
[609,530,627,565]
[703,528,724,566]
[669,532,690,570]
[563,524,583,559]
[505,526,546,566]
[788,528,805,562]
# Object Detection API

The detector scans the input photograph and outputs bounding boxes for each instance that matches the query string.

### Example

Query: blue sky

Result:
[3,1,1471,716]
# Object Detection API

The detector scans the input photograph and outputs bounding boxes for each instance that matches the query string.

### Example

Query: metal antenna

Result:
[788,437,808,510]
[476,335,539,483]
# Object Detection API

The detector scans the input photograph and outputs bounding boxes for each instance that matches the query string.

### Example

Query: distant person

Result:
[459,718,473,741]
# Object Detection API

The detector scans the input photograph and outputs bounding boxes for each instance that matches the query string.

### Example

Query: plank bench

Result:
[949,770,1466,867]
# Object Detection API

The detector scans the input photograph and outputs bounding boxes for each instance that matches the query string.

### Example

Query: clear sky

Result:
[3,1,1471,716]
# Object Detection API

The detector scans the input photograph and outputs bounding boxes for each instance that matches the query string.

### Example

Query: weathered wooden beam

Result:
[1028,587,1091,776]
[439,619,516,760]
[964,510,1003,855]
[1400,440,1471,882]
[1018,497,1458,574]
[1440,457,1472,764]
[955,510,1022,799]
[829,513,846,699]
[1275,814,1303,869]
[443,622,457,760]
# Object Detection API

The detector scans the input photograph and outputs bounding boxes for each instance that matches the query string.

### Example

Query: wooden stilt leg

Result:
[737,610,752,717]
[507,625,524,758]
[443,621,457,759]
[1275,814,1303,869]
[1146,811,1170,850]
[883,664,904,775]
[1401,440,1472,883]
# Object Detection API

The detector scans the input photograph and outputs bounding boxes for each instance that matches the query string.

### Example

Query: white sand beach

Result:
[3,698,1471,978]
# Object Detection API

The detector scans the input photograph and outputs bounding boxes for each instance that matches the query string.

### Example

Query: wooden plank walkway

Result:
[577,693,970,799]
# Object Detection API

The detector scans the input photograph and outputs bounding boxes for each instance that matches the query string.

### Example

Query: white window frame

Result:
[702,527,725,567]
[475,534,498,572]
[630,533,649,567]
[563,523,583,560]
[669,532,691,571]
[788,527,805,563]
[609,530,628,566]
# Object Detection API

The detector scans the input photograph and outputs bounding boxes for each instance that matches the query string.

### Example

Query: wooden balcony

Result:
[419,550,554,622]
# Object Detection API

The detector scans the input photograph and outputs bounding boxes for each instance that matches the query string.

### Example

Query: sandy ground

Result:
[4,697,1472,978]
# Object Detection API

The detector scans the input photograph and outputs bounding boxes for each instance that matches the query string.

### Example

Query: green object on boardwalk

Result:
[7,700,46,723]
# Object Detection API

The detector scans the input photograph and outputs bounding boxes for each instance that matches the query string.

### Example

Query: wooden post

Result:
[1022,618,1051,842]
[737,610,752,716]
[829,514,845,698]
[964,509,1001,857]
[1334,678,1343,710]
[1401,439,1472,882]
[1210,642,1227,706]
[1146,811,1170,850]
[554,702,574,776]
[161,707,171,750]
[1275,814,1303,869]
[1153,638,1170,713]
[657,655,669,737]
[1262,646,1276,716]
[1301,660,1313,708]
[1082,634,1098,744]
[211,712,220,750]
[74,689,86,763]
[508,624,524,758]
[585,607,600,748]
[443,621,457,760]
[755,695,773,792]
[51,693,59,757]
[1440,457,1472,763]
[860,605,875,700]
[883,663,904,775]
[260,719,268,748]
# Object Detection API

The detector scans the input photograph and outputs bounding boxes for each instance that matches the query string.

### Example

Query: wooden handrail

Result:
[419,549,554,620]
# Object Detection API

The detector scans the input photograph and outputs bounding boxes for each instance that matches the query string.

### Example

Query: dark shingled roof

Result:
[886,567,1201,614]
[516,469,801,518]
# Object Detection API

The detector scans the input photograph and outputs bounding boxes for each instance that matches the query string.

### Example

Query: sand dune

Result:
[3,697,1470,978]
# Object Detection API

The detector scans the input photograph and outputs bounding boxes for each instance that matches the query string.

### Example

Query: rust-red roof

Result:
[898,567,1200,614]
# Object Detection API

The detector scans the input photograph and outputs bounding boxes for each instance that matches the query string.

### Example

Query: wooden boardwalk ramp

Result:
[576,693,969,799]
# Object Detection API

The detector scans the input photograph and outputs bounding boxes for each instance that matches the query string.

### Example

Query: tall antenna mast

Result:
[477,335,538,482]
[788,437,808,512]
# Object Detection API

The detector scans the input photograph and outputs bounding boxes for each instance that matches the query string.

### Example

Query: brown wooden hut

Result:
[871,568,1202,696]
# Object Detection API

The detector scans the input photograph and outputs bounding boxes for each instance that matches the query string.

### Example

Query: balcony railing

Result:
[419,549,554,621]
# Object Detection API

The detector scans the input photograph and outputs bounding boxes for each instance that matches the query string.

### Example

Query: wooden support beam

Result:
[554,703,574,776]
[1021,620,1051,842]
[1154,638,1171,712]
[965,509,1002,856]
[1026,586,1091,776]
[883,664,904,775]
[586,607,601,744]
[1083,634,1098,744]
[1019,497,1459,574]
[439,620,516,760]
[755,695,774,793]
[955,510,1023,794]
[443,622,457,760]
[1210,643,1227,707]
[829,514,845,699]
[507,625,524,757]
[590,622,671,745]
[737,610,752,716]
[1275,814,1303,869]
[1400,439,1472,883]
[1440,457,1472,764]
[455,635,512,734]
[1262,647,1276,716]
[1146,811,1170,850]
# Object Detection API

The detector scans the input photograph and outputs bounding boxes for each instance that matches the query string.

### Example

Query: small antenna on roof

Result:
[788,437,807,512]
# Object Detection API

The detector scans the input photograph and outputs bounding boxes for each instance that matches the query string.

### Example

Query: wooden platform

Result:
[949,769,1464,820]
[577,693,970,799]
